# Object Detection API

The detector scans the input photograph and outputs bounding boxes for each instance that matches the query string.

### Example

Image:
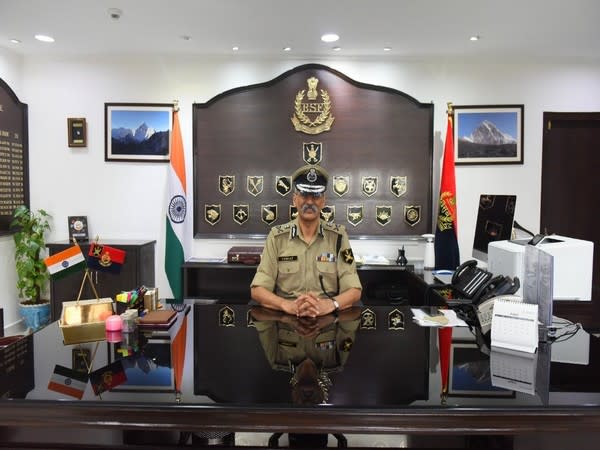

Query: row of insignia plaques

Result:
[205,202,421,228]
[219,306,405,331]
[218,171,409,198]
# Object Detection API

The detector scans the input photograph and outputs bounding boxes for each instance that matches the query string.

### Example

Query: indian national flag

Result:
[44,244,86,279]
[47,364,88,400]
[164,108,190,302]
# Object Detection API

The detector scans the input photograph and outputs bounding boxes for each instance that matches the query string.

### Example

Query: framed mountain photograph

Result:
[104,103,172,162]
[453,105,524,165]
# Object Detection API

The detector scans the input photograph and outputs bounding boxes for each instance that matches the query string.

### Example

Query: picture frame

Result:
[448,342,514,398]
[67,117,87,147]
[67,215,89,242]
[453,104,524,165]
[104,103,172,162]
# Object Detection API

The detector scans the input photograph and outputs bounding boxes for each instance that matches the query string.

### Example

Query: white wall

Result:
[2,52,600,328]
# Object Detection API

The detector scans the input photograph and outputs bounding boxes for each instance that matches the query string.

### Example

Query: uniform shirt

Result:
[251,219,362,299]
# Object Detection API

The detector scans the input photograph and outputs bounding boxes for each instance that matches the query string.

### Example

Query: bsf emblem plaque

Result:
[347,205,364,226]
[205,204,222,226]
[320,205,335,223]
[233,204,249,225]
[247,176,264,196]
[289,206,298,220]
[275,176,292,196]
[291,77,335,135]
[261,204,278,225]
[376,206,392,226]
[404,205,421,227]
[361,176,378,197]
[390,176,407,197]
[219,175,235,196]
[332,176,349,197]
[303,142,322,164]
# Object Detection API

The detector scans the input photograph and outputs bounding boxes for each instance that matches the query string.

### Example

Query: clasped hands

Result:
[282,292,335,318]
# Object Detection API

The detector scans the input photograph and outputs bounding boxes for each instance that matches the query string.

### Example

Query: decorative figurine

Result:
[396,246,408,266]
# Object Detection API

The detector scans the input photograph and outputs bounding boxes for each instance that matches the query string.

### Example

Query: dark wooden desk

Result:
[1,302,600,449]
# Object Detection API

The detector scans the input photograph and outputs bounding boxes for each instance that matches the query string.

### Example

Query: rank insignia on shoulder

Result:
[340,337,353,352]
[341,248,354,264]
[360,308,376,330]
[388,309,405,330]
[219,306,235,327]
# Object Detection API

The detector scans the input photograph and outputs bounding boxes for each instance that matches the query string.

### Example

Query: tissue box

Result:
[59,298,114,345]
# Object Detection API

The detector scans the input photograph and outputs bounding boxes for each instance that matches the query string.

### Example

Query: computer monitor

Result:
[472,194,517,262]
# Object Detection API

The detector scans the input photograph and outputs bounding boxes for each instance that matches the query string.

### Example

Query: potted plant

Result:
[10,205,52,330]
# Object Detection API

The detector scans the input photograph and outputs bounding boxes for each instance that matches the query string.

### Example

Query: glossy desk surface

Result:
[2,302,600,436]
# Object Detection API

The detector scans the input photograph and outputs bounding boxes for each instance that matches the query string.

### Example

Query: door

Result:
[541,112,600,324]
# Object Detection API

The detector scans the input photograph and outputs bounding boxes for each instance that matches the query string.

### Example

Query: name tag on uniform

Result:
[316,253,336,262]
[278,256,298,261]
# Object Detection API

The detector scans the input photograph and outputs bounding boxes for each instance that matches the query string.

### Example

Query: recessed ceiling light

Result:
[34,34,55,43]
[383,47,392,52]
[10,38,21,44]
[469,35,480,41]
[283,46,292,52]
[181,35,192,41]
[321,33,339,43]
[332,46,341,52]
[232,46,239,51]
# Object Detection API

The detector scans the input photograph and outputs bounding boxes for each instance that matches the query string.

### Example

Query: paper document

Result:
[411,308,468,327]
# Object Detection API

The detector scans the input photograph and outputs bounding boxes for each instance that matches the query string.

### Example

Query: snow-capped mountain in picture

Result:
[458,120,517,158]
[111,122,169,156]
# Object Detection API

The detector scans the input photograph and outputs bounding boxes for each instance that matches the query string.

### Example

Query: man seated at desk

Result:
[251,164,362,317]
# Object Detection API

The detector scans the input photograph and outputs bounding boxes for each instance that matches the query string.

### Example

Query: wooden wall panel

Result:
[193,64,433,238]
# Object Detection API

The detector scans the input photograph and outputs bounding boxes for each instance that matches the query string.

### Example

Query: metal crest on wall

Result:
[404,205,421,227]
[261,204,278,225]
[219,175,235,196]
[388,309,405,330]
[332,175,349,197]
[361,176,378,197]
[376,205,392,226]
[289,205,298,220]
[360,308,376,330]
[390,176,407,197]
[247,176,264,196]
[219,306,235,327]
[233,204,249,225]
[275,176,292,196]
[320,205,335,223]
[347,205,364,226]
[303,142,322,164]
[291,77,335,135]
[205,204,221,226]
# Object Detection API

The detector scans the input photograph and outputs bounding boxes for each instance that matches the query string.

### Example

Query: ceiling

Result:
[1,0,599,61]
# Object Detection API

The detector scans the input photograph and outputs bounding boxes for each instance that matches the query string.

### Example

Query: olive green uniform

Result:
[251,219,362,299]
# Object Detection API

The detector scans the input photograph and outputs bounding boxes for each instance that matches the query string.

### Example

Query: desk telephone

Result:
[450,260,521,334]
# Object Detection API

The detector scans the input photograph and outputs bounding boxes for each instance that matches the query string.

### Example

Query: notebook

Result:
[138,310,177,329]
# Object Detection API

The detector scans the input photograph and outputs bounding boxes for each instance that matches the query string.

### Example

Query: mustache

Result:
[301,204,318,213]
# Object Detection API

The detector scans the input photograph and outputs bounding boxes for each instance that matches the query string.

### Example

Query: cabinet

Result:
[46,240,156,321]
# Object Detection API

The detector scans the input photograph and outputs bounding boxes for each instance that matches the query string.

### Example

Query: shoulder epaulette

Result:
[272,222,292,236]
[322,221,344,234]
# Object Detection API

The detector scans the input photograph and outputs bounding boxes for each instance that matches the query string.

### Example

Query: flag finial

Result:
[173,99,179,112]
[446,102,453,115]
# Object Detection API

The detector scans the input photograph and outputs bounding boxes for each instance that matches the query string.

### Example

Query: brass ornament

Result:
[261,204,278,225]
[289,205,298,220]
[390,176,407,197]
[375,205,392,226]
[361,176,378,197]
[275,176,292,196]
[332,175,349,197]
[388,309,405,330]
[247,175,264,196]
[291,77,335,135]
[218,175,235,196]
[360,308,376,330]
[347,205,364,226]
[404,205,421,227]
[204,204,222,226]
[219,306,235,327]
[233,204,249,225]
[320,205,335,223]
[303,142,322,164]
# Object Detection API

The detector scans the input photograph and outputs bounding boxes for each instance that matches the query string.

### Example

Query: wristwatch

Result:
[332,298,340,313]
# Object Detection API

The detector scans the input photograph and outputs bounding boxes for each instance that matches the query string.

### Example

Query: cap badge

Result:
[307,168,318,183]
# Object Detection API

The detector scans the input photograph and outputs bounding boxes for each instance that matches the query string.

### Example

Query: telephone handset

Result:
[477,295,523,334]
[451,260,493,300]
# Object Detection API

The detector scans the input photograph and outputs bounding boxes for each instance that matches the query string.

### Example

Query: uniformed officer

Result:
[251,164,362,317]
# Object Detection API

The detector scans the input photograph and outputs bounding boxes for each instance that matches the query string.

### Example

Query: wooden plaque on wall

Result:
[193,64,433,239]
[0,78,29,235]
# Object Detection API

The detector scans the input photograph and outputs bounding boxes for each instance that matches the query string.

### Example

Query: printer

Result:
[488,235,594,301]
